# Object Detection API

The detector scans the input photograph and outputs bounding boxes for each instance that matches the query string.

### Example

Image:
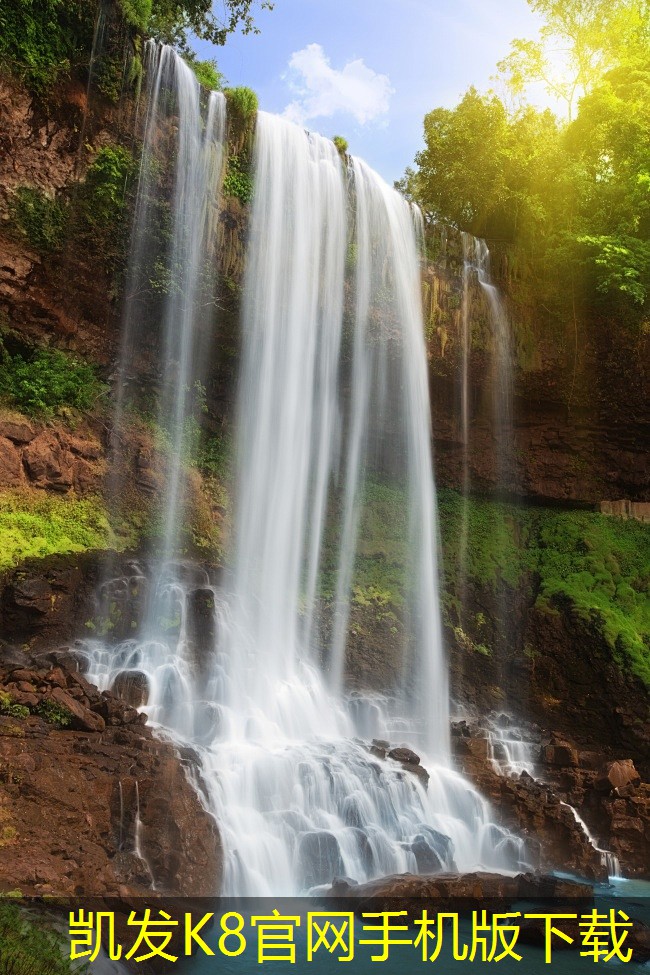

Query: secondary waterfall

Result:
[83,50,528,895]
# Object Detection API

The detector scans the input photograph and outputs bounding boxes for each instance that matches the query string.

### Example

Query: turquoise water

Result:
[165,881,650,975]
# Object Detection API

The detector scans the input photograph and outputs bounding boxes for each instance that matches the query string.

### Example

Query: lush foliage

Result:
[332,135,349,155]
[0,491,114,570]
[185,56,225,90]
[0,0,95,90]
[222,154,253,203]
[0,902,83,975]
[437,489,650,686]
[1,0,271,91]
[401,0,650,324]
[0,346,105,417]
[224,85,259,123]
[81,145,136,227]
[36,698,72,726]
[148,0,273,53]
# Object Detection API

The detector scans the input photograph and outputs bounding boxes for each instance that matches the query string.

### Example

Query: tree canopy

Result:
[402,0,650,317]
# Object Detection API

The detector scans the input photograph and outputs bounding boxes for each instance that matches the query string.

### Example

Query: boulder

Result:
[388,746,420,765]
[595,760,641,794]
[50,686,105,732]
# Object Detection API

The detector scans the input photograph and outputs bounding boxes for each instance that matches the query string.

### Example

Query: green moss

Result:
[437,489,650,686]
[0,491,115,570]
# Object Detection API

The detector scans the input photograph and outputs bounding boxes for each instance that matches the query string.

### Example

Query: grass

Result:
[0,491,114,570]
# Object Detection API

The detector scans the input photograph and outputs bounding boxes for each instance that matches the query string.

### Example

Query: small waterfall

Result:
[468,238,515,490]
[560,803,622,879]
[83,58,528,896]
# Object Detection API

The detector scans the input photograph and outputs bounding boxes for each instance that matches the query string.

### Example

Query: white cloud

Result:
[282,43,393,127]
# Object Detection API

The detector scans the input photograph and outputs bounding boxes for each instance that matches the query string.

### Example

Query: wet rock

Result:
[542,737,580,767]
[594,759,641,794]
[111,670,149,709]
[388,746,420,765]
[298,831,345,889]
[327,871,593,912]
[67,436,101,459]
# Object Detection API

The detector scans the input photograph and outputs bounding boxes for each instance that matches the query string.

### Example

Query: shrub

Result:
[224,86,258,122]
[0,0,94,91]
[0,346,105,417]
[186,57,225,91]
[332,135,348,155]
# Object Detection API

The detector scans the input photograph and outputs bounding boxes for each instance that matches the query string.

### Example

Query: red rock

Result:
[0,417,35,443]
[0,435,23,486]
[23,432,73,491]
[50,687,105,732]
[595,759,641,793]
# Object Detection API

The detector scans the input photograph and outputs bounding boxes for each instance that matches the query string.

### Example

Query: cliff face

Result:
[422,231,649,506]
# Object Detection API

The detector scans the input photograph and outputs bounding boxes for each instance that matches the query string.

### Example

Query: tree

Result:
[148,0,274,52]
[496,0,648,120]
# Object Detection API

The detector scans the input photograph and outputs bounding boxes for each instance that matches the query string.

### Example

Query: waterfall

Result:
[83,55,528,895]
[560,803,622,880]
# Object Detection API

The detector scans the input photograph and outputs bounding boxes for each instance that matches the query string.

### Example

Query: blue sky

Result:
[193,0,543,184]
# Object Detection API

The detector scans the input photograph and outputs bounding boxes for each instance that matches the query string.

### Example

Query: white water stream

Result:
[82,50,528,895]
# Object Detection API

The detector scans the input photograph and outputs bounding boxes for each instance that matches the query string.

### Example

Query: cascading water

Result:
[82,53,528,896]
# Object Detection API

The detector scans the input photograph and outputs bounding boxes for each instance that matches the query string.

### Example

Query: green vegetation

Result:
[223,155,253,203]
[35,699,72,726]
[0,491,113,570]
[225,86,259,123]
[0,902,83,975]
[1,0,271,92]
[186,56,225,91]
[0,0,96,91]
[0,692,30,720]
[437,489,650,685]
[322,479,649,684]
[11,189,68,253]
[149,0,273,52]
[0,346,105,418]
[332,135,349,156]
[81,145,136,228]
[400,0,650,327]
